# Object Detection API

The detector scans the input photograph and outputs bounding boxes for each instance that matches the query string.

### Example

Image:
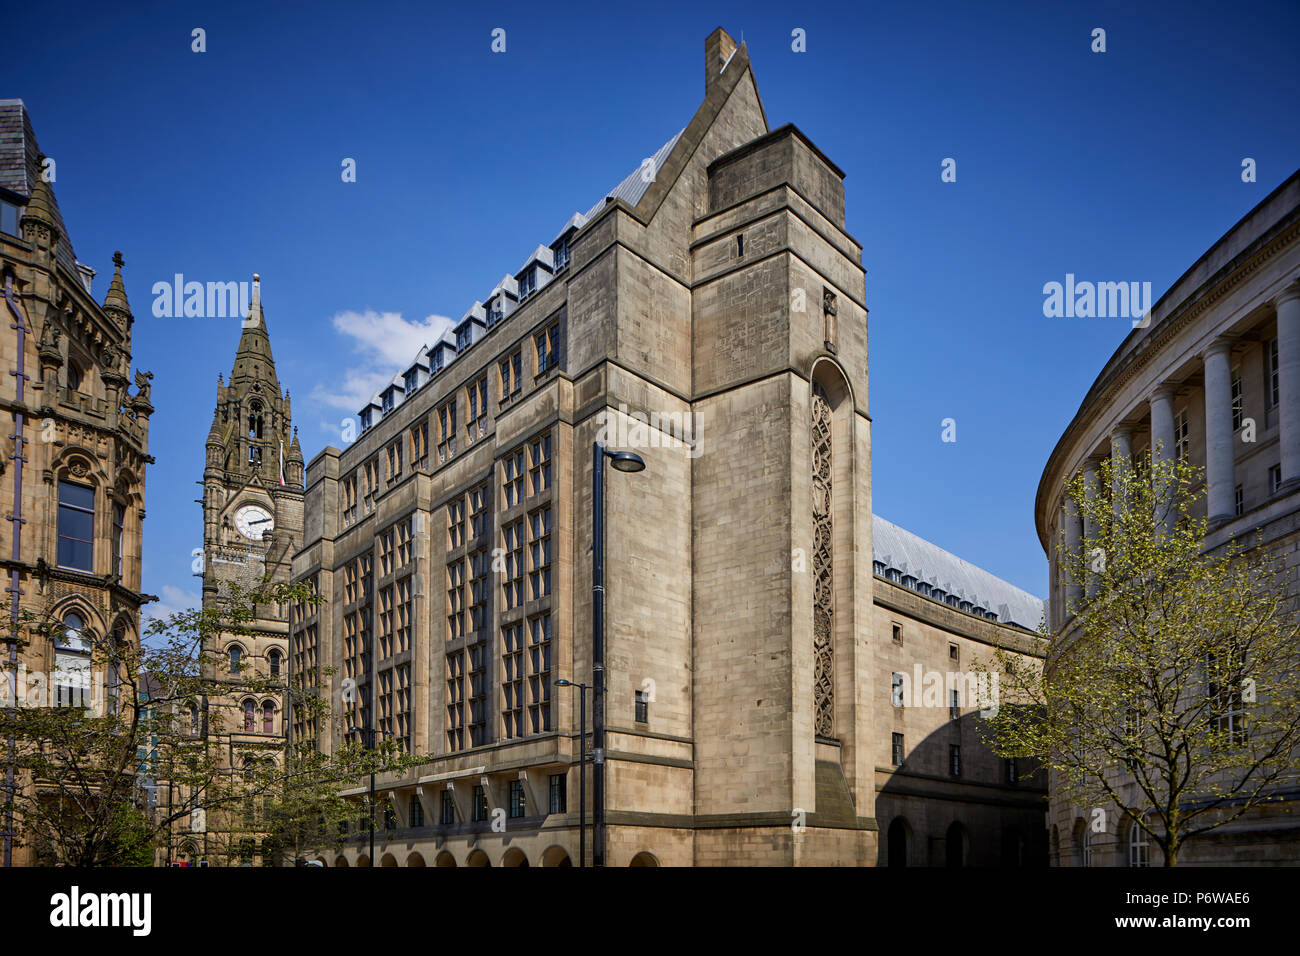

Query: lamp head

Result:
[608,450,645,473]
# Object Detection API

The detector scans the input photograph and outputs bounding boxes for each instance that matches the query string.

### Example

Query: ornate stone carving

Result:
[811,381,834,737]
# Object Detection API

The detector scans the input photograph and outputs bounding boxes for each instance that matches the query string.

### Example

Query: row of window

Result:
[354,774,569,836]
[226,644,282,677]
[873,561,1001,621]
[888,732,1020,783]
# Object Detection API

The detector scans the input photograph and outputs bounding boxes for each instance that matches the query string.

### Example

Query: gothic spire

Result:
[231,273,277,385]
[102,250,131,319]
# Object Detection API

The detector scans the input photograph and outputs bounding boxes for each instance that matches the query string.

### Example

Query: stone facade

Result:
[1037,170,1300,866]
[290,29,1047,867]
[0,100,153,866]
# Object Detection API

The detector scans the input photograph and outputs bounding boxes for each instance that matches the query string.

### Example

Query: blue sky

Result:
[6,0,1299,617]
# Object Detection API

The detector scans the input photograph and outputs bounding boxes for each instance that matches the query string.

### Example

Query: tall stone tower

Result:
[198,275,304,862]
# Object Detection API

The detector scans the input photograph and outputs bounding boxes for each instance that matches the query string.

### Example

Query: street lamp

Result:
[348,725,395,866]
[554,677,599,867]
[591,441,645,868]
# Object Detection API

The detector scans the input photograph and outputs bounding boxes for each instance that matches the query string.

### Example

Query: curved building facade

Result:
[1036,169,1300,865]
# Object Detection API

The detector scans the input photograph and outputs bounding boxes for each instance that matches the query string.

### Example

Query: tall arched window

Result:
[187,702,199,735]
[248,401,264,439]
[54,611,91,708]
[229,645,242,674]
[57,481,95,572]
[243,699,255,731]
[262,700,275,734]
[268,648,282,678]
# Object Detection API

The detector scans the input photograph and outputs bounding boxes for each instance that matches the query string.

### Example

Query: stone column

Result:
[1276,282,1300,489]
[1111,426,1133,522]
[1061,494,1083,617]
[1149,386,1176,530]
[1082,460,1100,598]
[1202,340,1236,523]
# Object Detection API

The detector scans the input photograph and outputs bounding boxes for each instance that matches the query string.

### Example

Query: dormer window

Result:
[518,268,536,300]
[430,349,444,373]
[404,369,421,393]
[552,238,570,271]
[360,409,373,431]
[382,391,395,413]
[488,300,504,326]
[456,326,472,352]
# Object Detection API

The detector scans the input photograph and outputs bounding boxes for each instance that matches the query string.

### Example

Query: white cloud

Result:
[309,309,455,414]
[144,584,202,625]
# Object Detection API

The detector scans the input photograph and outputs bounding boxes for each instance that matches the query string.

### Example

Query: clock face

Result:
[234,504,274,541]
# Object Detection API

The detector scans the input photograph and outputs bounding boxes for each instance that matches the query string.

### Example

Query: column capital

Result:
[1149,384,1176,405]
[1273,280,1300,309]
[1110,423,1133,442]
[1201,337,1234,362]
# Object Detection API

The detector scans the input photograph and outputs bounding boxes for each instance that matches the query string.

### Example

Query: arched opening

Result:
[334,856,349,868]
[379,853,398,868]
[434,851,457,868]
[500,848,529,867]
[406,852,426,868]
[242,698,256,732]
[887,817,910,867]
[356,855,371,868]
[465,849,490,868]
[628,851,659,867]
[268,648,282,678]
[229,644,243,674]
[315,856,328,868]
[1072,818,1088,867]
[262,700,276,734]
[945,822,967,868]
[540,845,572,867]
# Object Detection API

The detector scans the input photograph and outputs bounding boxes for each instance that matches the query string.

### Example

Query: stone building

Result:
[290,29,1047,867]
[1036,169,1300,865]
[0,99,153,867]
[192,277,306,864]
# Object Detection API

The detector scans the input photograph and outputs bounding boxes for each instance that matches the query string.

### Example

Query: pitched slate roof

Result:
[872,514,1046,632]
[0,99,79,277]
[583,129,684,220]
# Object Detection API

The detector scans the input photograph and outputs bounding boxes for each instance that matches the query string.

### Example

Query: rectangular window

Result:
[503,448,525,508]
[440,790,456,825]
[409,420,429,468]
[1235,484,1244,517]
[1174,409,1189,462]
[466,376,488,443]
[502,520,525,609]
[499,350,523,403]
[527,613,552,733]
[1269,338,1280,409]
[502,622,524,739]
[509,779,526,818]
[949,744,961,777]
[518,268,536,299]
[396,578,412,654]
[891,732,904,766]
[468,549,489,632]
[446,559,464,640]
[467,483,489,540]
[1231,370,1243,431]
[447,498,465,551]
[529,434,552,495]
[536,323,562,376]
[471,785,488,822]
[1270,463,1282,495]
[468,643,487,746]
[528,507,552,600]
[363,457,379,513]
[57,481,95,572]
[891,623,903,645]
[552,238,570,272]
[949,688,961,721]
[343,474,359,525]
[635,689,648,723]
[437,399,457,463]
[548,773,566,814]
[446,651,465,752]
[891,672,904,708]
[949,643,960,663]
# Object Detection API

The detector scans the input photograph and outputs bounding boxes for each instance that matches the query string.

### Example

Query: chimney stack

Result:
[705,27,737,95]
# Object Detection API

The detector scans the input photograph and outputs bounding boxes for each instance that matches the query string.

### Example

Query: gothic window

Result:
[811,381,834,737]
[243,698,256,731]
[57,481,95,572]
[229,645,242,674]
[268,648,282,677]
[54,612,91,708]
[262,700,275,733]
[248,402,264,439]
[111,501,126,578]
[66,362,83,391]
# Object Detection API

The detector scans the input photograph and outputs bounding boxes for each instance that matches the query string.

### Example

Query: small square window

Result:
[948,644,959,663]
[891,623,903,644]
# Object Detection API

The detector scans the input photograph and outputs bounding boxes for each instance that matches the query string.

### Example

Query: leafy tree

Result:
[1,580,420,866]
[980,452,1300,866]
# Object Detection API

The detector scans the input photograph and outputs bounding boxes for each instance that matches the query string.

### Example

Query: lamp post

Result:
[348,725,394,866]
[554,677,597,867]
[591,441,645,868]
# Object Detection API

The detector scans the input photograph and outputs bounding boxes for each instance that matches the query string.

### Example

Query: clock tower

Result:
[197,275,305,861]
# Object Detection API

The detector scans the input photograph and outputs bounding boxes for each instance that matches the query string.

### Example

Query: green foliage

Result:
[978,452,1300,865]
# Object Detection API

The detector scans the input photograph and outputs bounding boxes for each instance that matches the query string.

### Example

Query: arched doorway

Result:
[356,855,371,868]
[541,845,572,867]
[406,852,426,867]
[434,851,456,868]
[465,849,491,867]
[945,823,967,868]
[500,848,529,867]
[380,853,397,867]
[887,818,910,867]
[334,856,349,868]
[628,851,659,867]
